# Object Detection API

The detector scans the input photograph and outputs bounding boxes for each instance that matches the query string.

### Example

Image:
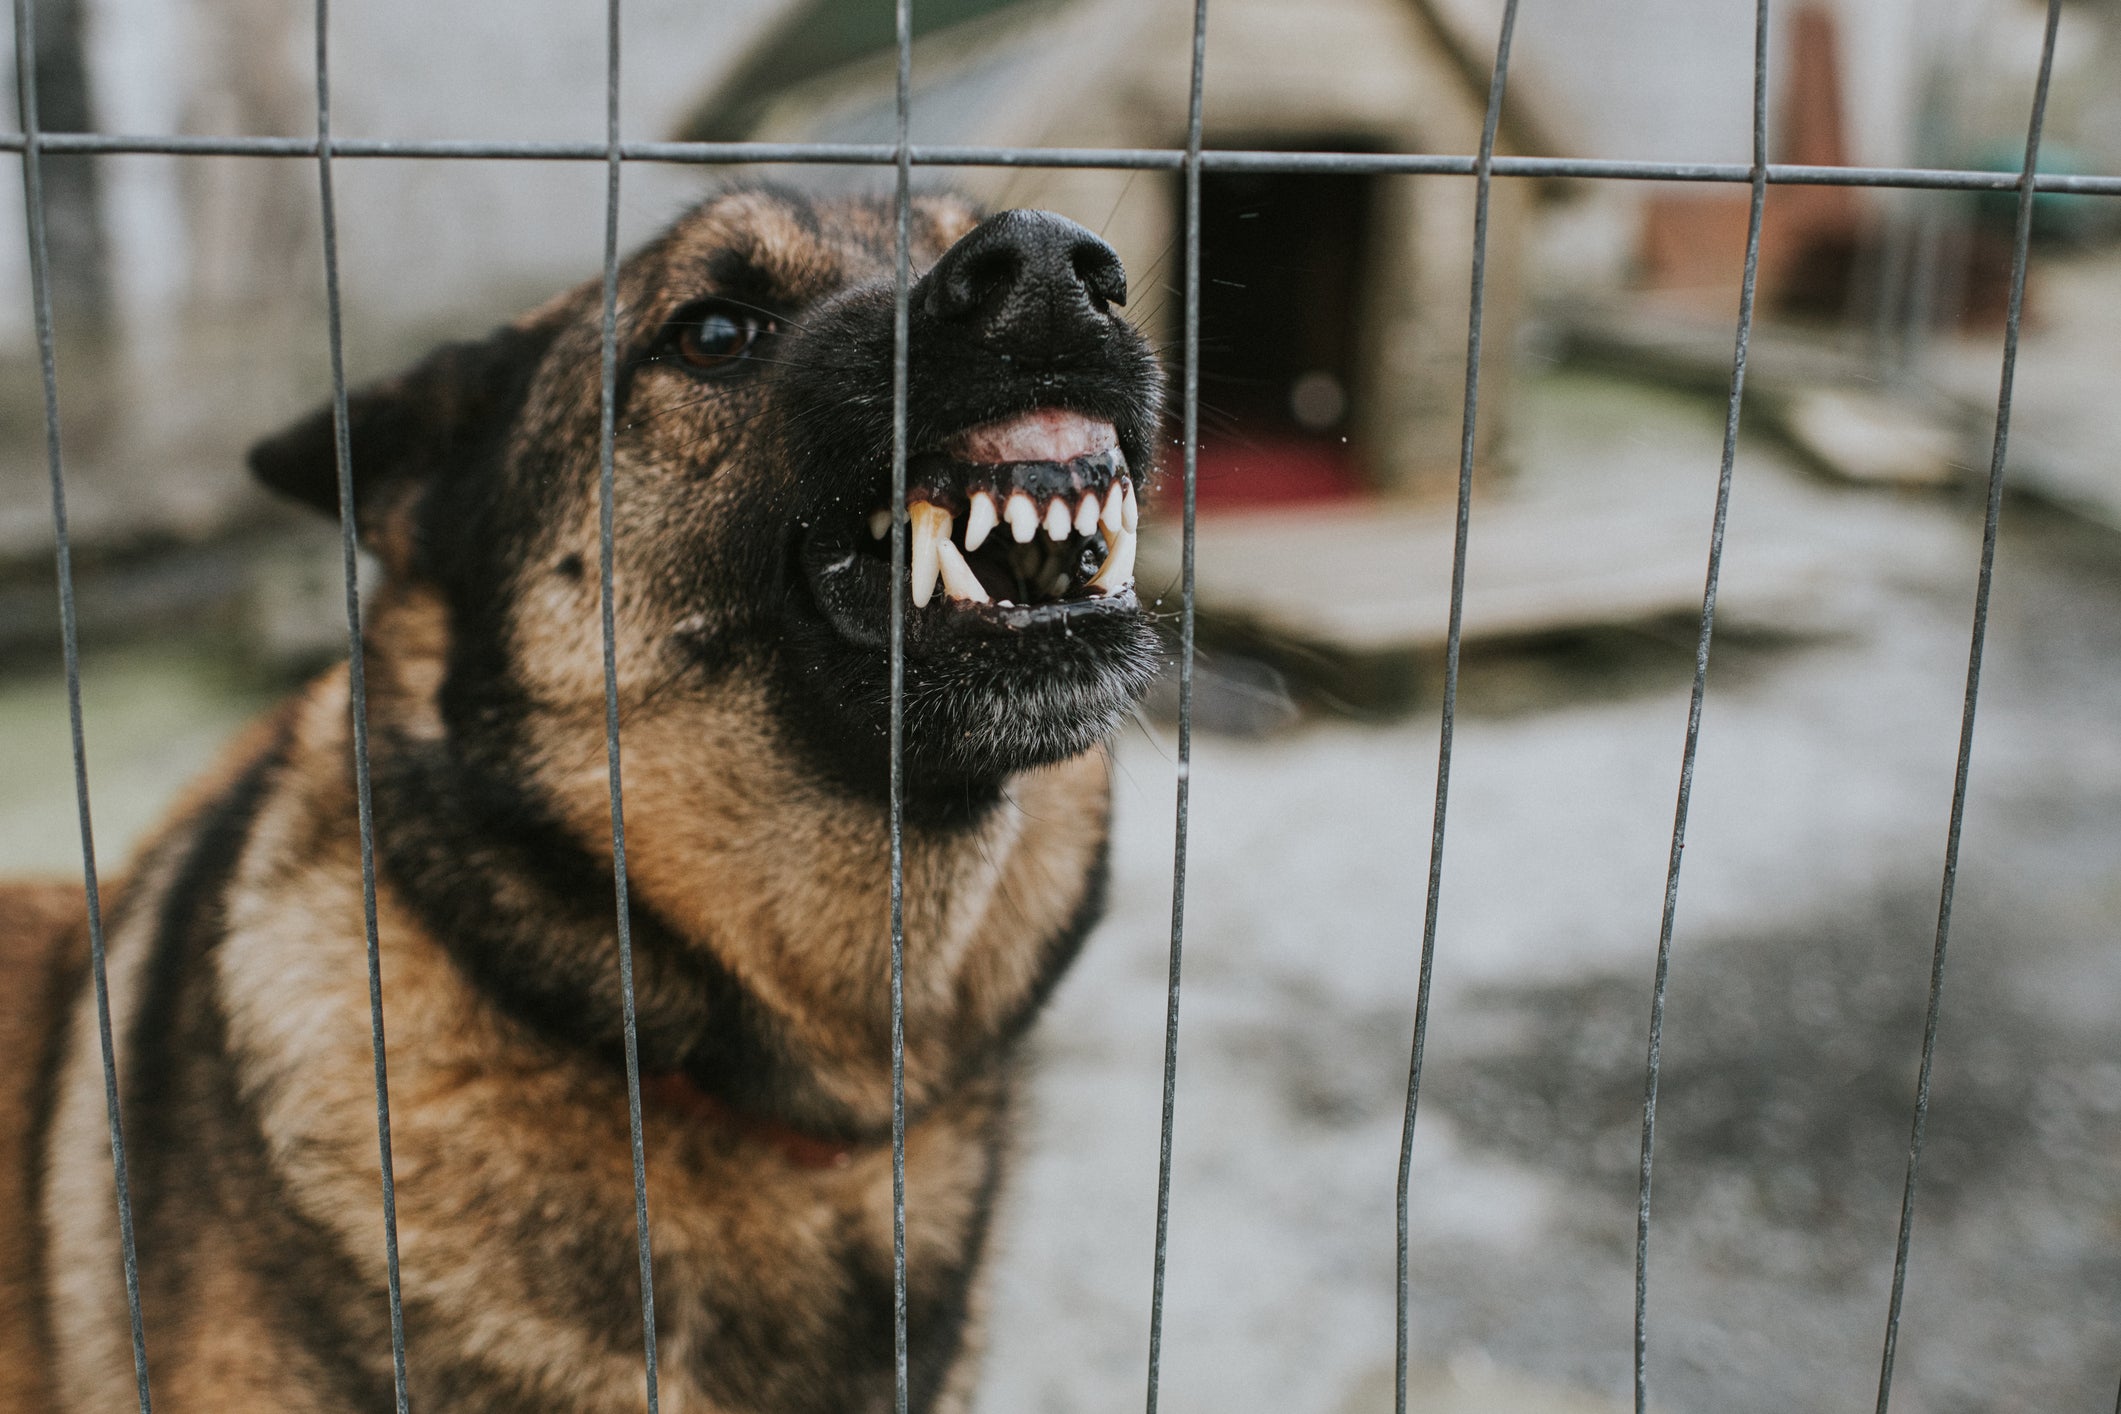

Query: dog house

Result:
[685,0,1552,502]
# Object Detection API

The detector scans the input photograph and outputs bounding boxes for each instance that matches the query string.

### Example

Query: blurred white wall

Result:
[65,0,785,359]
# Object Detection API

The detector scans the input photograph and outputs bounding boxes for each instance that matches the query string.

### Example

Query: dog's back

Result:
[0,880,85,1414]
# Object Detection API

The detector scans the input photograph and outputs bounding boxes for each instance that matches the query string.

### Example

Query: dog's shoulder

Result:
[0,878,88,1414]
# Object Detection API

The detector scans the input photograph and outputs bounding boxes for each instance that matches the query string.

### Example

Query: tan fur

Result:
[0,881,84,1414]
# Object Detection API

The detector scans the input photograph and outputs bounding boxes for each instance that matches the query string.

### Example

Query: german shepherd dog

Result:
[0,189,1162,1411]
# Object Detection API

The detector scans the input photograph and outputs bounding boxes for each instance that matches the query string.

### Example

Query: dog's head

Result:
[250,187,1164,804]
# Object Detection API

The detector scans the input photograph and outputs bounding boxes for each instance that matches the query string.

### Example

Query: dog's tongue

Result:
[944,409,1116,465]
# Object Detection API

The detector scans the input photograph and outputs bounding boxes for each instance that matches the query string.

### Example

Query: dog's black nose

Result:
[917,210,1125,359]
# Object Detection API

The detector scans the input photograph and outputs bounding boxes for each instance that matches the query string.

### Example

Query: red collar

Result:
[642,1072,859,1171]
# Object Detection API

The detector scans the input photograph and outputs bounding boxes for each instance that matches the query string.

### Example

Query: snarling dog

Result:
[0,189,1162,1412]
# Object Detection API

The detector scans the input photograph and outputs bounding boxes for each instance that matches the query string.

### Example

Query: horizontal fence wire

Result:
[593,0,664,1404]
[11,0,154,1407]
[1142,3,1208,1411]
[1874,1,2064,1409]
[1394,1,1518,1412]
[310,0,409,1407]
[1631,2,1772,1409]
[0,131,2116,193]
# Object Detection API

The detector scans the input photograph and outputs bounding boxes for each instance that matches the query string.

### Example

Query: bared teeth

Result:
[1005,491,1039,544]
[1074,491,1100,536]
[909,502,951,609]
[880,455,1142,610]
[965,491,998,551]
[936,538,990,603]
[1087,523,1137,595]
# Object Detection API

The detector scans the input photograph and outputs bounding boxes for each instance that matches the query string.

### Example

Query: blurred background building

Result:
[5,1,2121,1410]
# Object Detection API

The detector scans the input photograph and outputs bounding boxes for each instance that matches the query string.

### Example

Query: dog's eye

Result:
[667,300,774,374]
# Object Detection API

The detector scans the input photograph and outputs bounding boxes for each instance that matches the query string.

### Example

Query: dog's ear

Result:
[247,322,550,571]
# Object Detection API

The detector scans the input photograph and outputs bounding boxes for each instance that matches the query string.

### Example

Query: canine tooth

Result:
[1121,481,1139,533]
[1088,524,1137,594]
[1043,497,1071,541]
[869,509,891,540]
[1005,491,1039,543]
[1101,482,1125,533]
[965,491,998,551]
[909,502,951,609]
[936,539,990,603]
[1074,491,1100,536]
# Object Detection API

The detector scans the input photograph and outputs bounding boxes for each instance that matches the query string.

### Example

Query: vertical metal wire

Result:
[11,0,152,1406]
[311,0,409,1405]
[1391,4,1519,1410]
[1873,3,2062,1408]
[1631,5,1771,1410]
[1142,4,1207,1411]
[595,0,662,1404]
[888,0,913,1408]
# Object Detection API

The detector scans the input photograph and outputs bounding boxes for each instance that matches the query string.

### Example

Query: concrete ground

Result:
[6,372,2118,1412]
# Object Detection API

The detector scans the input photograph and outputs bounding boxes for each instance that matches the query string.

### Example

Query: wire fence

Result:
[13,0,2099,1410]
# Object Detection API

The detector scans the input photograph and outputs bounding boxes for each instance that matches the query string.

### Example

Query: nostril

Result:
[962,249,1019,311]
[928,244,1021,322]
[1071,241,1127,312]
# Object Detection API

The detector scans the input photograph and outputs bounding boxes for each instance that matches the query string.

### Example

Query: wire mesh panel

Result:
[589,0,666,1406]
[1392,3,1519,1411]
[310,1,410,1408]
[12,0,150,1406]
[1627,4,1771,1411]
[1874,3,2065,1409]
[1141,6,1209,1411]
[889,2,914,1406]
[8,0,2109,1407]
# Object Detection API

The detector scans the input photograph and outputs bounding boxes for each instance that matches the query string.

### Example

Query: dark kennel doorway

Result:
[1177,157,1377,507]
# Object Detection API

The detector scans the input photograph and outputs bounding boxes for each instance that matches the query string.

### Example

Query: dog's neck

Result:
[351,585,1112,1139]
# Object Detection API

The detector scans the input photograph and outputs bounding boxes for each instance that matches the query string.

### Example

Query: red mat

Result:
[1166,432,1367,512]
